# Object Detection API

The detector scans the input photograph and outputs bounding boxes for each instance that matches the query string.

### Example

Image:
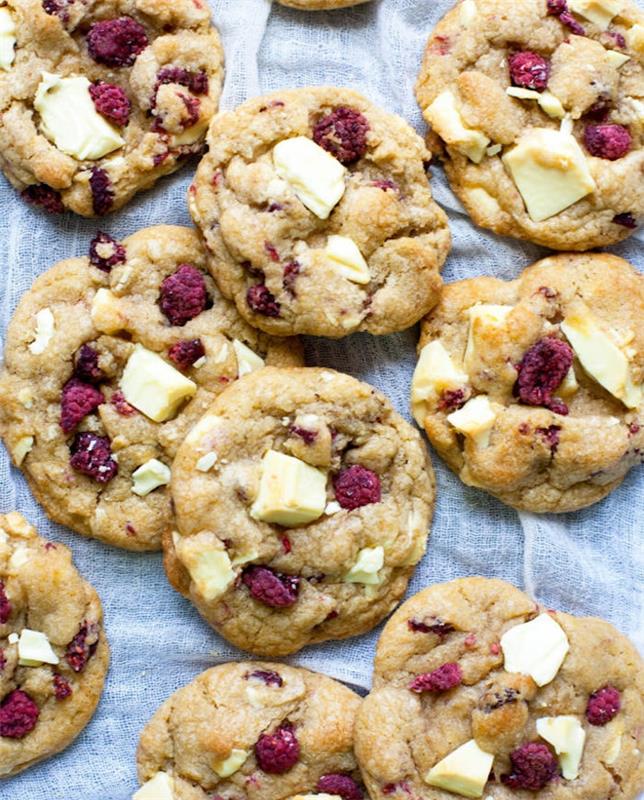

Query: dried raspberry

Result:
[153,67,209,106]
[89,83,131,127]
[168,338,205,370]
[86,17,148,67]
[613,212,637,229]
[0,581,11,624]
[283,261,300,296]
[89,231,126,273]
[65,622,99,673]
[0,650,5,672]
[502,742,559,790]
[265,241,280,262]
[268,202,283,212]
[60,378,104,433]
[281,535,292,554]
[255,723,300,773]
[317,774,363,800]
[178,93,201,129]
[559,10,586,34]
[372,179,398,192]
[69,432,118,483]
[160,264,208,326]
[586,685,621,725]
[242,566,300,608]
[53,674,73,700]
[42,0,68,18]
[111,390,136,416]
[408,617,454,636]
[437,388,468,412]
[247,669,283,687]
[508,51,550,91]
[409,662,463,693]
[89,168,114,216]
[313,107,370,164]
[74,345,103,382]
[0,691,39,738]
[547,0,567,13]
[21,183,64,214]
[537,424,561,454]
[629,422,641,435]
[515,337,573,413]
[289,425,317,444]
[585,95,612,122]
[333,465,381,510]
[247,284,281,317]
[584,124,632,160]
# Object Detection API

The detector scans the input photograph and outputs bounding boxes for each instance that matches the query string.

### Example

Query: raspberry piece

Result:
[60,378,104,433]
[372,179,398,192]
[0,581,11,624]
[86,17,148,67]
[290,425,317,444]
[537,424,561,454]
[586,685,621,725]
[265,241,280,262]
[21,183,64,214]
[515,337,573,413]
[168,338,205,370]
[178,93,201,129]
[508,51,550,91]
[0,690,40,739]
[313,107,370,164]
[613,212,637,229]
[585,95,612,122]
[437,388,468,412]
[247,669,283,687]
[584,124,632,160]
[255,723,300,773]
[0,650,5,672]
[152,67,209,106]
[317,774,363,800]
[408,617,454,636]
[547,0,567,12]
[89,168,114,216]
[69,432,118,483]
[88,231,126,272]
[89,83,131,127]
[559,10,586,34]
[111,390,137,416]
[53,674,73,700]
[242,566,300,608]
[502,742,559,790]
[160,264,208,326]
[283,261,300,296]
[74,345,103,382]
[247,284,281,317]
[409,662,463,693]
[65,622,99,673]
[333,465,381,510]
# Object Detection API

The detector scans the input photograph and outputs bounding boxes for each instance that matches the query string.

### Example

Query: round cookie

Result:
[415,0,644,250]
[0,512,109,778]
[189,86,450,338]
[0,226,302,551]
[0,0,224,216]
[354,577,644,800]
[276,0,371,9]
[135,662,365,800]
[166,366,434,656]
[411,252,643,513]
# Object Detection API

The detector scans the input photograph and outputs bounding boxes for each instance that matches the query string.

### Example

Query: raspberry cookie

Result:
[416,0,644,250]
[0,0,223,216]
[189,86,450,338]
[135,662,364,800]
[0,512,108,777]
[0,226,302,551]
[166,367,434,656]
[276,0,371,9]
[411,253,643,513]
[354,577,644,800]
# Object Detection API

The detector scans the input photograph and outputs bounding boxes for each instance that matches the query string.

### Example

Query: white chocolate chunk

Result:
[501,613,570,686]
[605,50,630,68]
[120,345,197,422]
[603,719,624,764]
[13,436,34,466]
[425,91,490,163]
[626,24,644,55]
[251,450,327,527]
[18,628,59,666]
[8,632,18,644]
[344,546,385,585]
[561,305,642,409]
[536,716,586,780]
[175,535,235,602]
[506,87,566,120]
[28,308,55,355]
[213,748,249,778]
[0,7,16,70]
[502,129,595,222]
[325,235,371,285]
[232,339,265,377]
[459,0,478,26]
[447,395,498,448]
[411,341,469,425]
[171,113,208,147]
[34,73,124,160]
[568,0,622,30]
[273,136,347,219]
[91,288,125,334]
[425,739,494,798]
[325,500,342,515]
[486,144,502,156]
[464,304,513,371]
[195,452,218,472]
[131,458,171,496]
[558,366,579,398]
[133,772,174,800]
[292,796,342,800]
[8,545,29,570]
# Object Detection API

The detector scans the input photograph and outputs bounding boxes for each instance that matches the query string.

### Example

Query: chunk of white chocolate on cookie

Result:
[425,739,494,798]
[232,339,265,377]
[0,7,16,71]
[91,288,125,334]
[411,341,469,425]
[325,235,371,284]
[344,546,385,585]
[425,91,491,163]
[567,0,622,30]
[464,304,513,371]
[501,613,569,686]
[506,88,566,119]
[131,458,171,496]
[213,748,249,778]
[536,716,586,779]
[251,449,327,526]
[175,533,235,602]
[447,395,498,448]
[133,772,174,800]
[17,628,59,666]
[28,308,55,355]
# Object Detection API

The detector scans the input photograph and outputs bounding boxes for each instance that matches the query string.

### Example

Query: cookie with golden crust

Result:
[189,86,450,338]
[416,0,644,250]
[0,512,109,778]
[166,367,434,656]
[0,226,302,551]
[135,662,365,800]
[0,0,223,216]
[277,0,371,8]
[355,577,644,800]
[411,253,643,513]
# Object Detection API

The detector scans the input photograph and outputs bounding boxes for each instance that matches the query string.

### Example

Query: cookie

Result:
[0,226,302,551]
[354,577,644,800]
[0,0,223,216]
[189,86,450,338]
[0,512,108,778]
[276,0,371,9]
[411,252,643,513]
[415,0,644,250]
[135,661,365,800]
[166,366,434,656]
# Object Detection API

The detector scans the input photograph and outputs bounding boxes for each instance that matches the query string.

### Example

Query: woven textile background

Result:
[0,0,642,797]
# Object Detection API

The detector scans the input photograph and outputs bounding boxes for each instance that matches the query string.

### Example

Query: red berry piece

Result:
[586,685,621,725]
[547,0,567,13]
[515,337,573,414]
[333,465,381,510]
[42,0,69,19]
[0,690,40,739]
[502,742,559,790]
[111,390,137,416]
[536,424,561,454]
[242,566,300,608]
[409,662,463,693]
[156,66,208,95]
[89,83,131,127]
[282,261,300,296]
[584,124,632,160]
[437,388,468,412]
[89,231,126,273]
[255,723,300,773]
[69,432,118,484]
[21,183,64,214]
[159,264,207,326]
[178,93,201,129]
[89,167,114,215]
[408,617,455,636]
[313,107,370,164]
[247,284,281,317]
[53,674,73,700]
[289,425,317,444]
[74,345,103,382]
[247,669,283,687]
[317,774,363,800]
[86,17,148,67]
[371,179,398,192]
[168,338,205,370]
[65,622,99,673]
[508,51,550,91]
[60,378,104,433]
[613,212,637,229]
[560,10,586,34]
[0,650,5,672]
[0,581,11,624]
